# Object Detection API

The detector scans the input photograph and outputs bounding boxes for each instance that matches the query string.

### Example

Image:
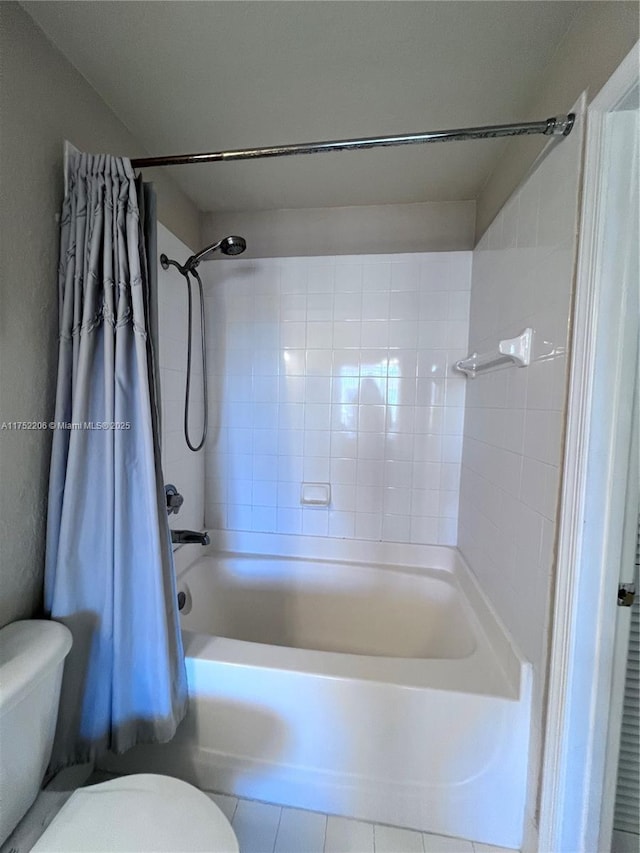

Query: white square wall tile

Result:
[389,290,419,319]
[252,480,277,507]
[385,432,415,462]
[438,517,458,546]
[307,321,333,349]
[384,460,414,489]
[307,264,334,292]
[306,349,333,375]
[334,264,363,292]
[278,430,304,458]
[362,263,391,291]
[390,260,420,291]
[304,430,331,458]
[279,402,305,430]
[305,376,331,403]
[334,291,363,320]
[277,482,300,508]
[383,514,411,542]
[361,320,389,348]
[252,506,276,532]
[305,404,332,430]
[411,516,440,544]
[384,487,412,515]
[331,431,358,459]
[277,508,302,534]
[355,512,383,540]
[417,350,448,378]
[420,291,449,320]
[389,320,418,349]
[331,457,357,484]
[253,454,278,481]
[356,458,385,486]
[331,484,356,511]
[358,405,386,433]
[333,320,361,349]
[442,435,463,464]
[416,378,446,407]
[328,510,356,538]
[359,376,387,405]
[281,322,306,348]
[419,321,450,349]
[280,293,306,322]
[306,292,333,321]
[447,252,473,290]
[361,291,389,320]
[414,433,443,462]
[302,507,329,536]
[413,461,442,490]
[281,348,306,376]
[356,484,384,514]
[412,489,440,517]
[448,291,471,320]
[303,456,330,481]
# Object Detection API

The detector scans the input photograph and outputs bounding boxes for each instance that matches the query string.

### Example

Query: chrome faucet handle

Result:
[165,484,184,515]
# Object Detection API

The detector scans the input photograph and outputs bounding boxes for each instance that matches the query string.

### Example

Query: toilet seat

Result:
[31,774,239,852]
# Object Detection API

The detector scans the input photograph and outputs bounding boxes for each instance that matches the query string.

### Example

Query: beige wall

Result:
[202,201,476,259]
[476,1,639,240]
[0,3,200,628]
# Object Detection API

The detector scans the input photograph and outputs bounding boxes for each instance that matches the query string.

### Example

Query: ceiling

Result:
[23,1,582,213]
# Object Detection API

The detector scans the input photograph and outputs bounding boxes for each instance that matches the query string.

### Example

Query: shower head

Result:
[183,235,246,272]
[160,235,246,275]
[220,235,247,256]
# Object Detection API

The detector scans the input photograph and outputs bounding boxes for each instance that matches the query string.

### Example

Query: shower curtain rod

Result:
[130,114,575,168]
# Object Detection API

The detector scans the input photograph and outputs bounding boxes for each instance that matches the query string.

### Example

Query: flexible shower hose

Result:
[181,267,208,452]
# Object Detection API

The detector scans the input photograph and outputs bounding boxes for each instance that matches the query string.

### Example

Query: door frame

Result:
[537,43,639,853]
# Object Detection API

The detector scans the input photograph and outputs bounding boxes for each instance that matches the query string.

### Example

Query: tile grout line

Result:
[229,796,239,824]
[271,805,284,853]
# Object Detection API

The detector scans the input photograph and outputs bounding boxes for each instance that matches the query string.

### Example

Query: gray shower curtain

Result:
[45,152,187,771]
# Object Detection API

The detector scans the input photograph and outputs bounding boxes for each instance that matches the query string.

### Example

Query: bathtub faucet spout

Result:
[171,529,210,546]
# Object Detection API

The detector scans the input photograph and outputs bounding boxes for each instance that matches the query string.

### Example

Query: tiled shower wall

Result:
[202,252,471,545]
[457,101,584,848]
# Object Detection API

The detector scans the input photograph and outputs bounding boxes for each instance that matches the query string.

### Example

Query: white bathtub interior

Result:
[100,535,531,849]
[179,554,476,660]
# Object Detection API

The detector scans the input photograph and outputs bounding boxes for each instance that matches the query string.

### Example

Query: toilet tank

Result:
[0,620,72,846]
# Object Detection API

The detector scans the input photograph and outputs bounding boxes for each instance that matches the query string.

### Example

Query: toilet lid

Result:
[31,774,239,852]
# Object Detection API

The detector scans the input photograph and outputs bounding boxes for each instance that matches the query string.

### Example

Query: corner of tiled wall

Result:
[457,103,584,852]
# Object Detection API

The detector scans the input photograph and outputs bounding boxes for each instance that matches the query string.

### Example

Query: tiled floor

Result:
[1,778,518,853]
[206,791,518,853]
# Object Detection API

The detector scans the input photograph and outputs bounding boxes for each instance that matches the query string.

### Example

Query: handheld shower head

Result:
[183,235,246,271]
[220,235,247,256]
[158,234,247,454]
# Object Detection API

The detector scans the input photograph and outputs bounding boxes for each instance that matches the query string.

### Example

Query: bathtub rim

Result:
[174,530,460,578]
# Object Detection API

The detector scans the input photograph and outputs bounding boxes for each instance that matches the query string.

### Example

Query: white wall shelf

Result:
[455,327,533,378]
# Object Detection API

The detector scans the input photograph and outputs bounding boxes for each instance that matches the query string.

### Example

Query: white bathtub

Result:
[100,533,531,849]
